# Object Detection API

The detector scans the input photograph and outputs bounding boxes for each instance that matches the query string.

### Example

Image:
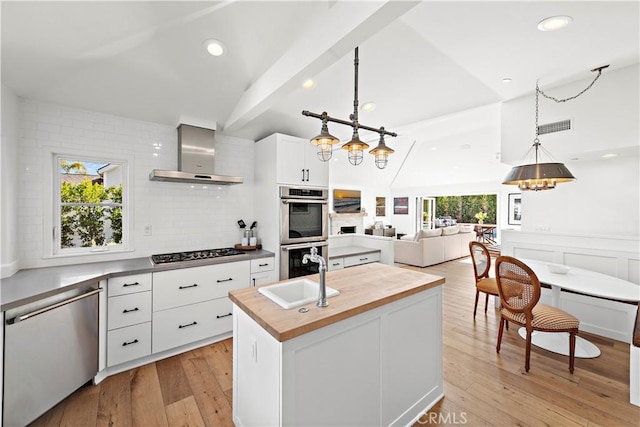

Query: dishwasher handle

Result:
[6,288,103,325]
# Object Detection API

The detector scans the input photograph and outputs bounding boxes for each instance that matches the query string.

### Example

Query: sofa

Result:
[394,225,475,267]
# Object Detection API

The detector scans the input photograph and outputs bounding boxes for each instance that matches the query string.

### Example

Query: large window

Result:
[53,155,128,255]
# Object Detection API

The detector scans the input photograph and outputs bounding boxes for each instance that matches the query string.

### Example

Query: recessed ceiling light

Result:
[502,78,512,83]
[537,15,573,32]
[601,153,618,158]
[302,78,316,89]
[203,39,226,56]
[431,147,437,151]
[361,102,376,112]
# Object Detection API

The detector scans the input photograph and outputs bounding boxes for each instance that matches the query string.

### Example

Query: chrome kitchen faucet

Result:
[302,246,328,307]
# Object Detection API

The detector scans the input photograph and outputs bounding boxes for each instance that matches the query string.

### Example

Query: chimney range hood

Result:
[149,124,243,185]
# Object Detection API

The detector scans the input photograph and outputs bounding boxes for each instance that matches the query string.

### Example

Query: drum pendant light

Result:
[503,65,608,191]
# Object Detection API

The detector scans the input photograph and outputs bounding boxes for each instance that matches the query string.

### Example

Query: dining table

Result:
[474,224,497,245]
[516,258,640,358]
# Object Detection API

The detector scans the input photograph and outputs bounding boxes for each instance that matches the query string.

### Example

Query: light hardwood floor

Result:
[31,258,639,426]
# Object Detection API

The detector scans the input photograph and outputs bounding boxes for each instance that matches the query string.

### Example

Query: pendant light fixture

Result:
[302,47,397,169]
[503,65,608,191]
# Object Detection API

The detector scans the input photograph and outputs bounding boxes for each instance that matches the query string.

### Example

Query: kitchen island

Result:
[229,262,445,426]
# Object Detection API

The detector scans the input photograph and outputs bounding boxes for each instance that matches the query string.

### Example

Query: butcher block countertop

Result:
[229,263,445,342]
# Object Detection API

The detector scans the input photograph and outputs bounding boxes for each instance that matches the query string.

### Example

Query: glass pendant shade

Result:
[342,131,369,166]
[502,162,575,191]
[310,118,340,162]
[369,134,395,169]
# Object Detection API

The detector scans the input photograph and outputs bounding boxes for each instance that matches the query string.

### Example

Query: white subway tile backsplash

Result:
[17,98,256,269]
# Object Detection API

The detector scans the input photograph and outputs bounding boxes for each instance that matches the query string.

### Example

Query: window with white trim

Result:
[53,155,129,255]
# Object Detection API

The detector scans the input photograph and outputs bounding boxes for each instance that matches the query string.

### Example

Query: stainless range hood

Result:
[150,124,243,185]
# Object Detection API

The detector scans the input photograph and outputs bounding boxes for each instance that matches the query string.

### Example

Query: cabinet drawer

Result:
[153,261,249,311]
[343,252,380,268]
[108,273,152,297]
[327,258,344,271]
[107,322,151,367]
[251,257,275,274]
[108,292,152,330]
[251,270,276,287]
[152,298,233,353]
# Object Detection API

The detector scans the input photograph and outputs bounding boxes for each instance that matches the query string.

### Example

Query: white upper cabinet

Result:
[256,133,329,187]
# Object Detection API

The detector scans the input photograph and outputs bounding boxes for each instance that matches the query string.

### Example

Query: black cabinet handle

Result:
[122,339,139,346]
[122,307,139,314]
[216,278,233,283]
[179,283,198,289]
[123,282,140,287]
[216,312,233,319]
[305,169,310,181]
[259,263,269,267]
[252,278,256,286]
[301,169,305,181]
[178,321,198,329]
[360,257,369,261]
[332,262,340,266]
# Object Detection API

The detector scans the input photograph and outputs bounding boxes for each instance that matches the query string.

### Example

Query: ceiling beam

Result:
[223,0,420,133]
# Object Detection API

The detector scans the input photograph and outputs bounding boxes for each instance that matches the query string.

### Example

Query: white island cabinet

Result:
[230,263,445,426]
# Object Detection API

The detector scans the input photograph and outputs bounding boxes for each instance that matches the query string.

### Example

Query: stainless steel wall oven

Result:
[280,241,329,280]
[280,186,328,245]
[280,186,329,279]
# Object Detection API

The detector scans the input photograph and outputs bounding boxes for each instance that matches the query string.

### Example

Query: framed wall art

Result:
[508,193,522,225]
[393,197,409,215]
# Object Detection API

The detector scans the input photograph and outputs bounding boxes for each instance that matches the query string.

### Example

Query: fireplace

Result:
[340,226,356,234]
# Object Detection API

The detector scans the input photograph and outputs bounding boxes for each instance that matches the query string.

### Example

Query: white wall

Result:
[1,84,20,278]
[14,99,255,269]
[502,64,640,238]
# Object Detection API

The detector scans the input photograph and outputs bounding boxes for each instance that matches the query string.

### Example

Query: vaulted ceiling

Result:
[2,1,638,187]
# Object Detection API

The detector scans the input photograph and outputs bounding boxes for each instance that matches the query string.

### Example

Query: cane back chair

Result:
[469,241,500,319]
[495,256,580,373]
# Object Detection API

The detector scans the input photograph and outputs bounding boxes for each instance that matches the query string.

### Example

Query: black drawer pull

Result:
[216,278,233,283]
[259,263,269,267]
[123,282,140,287]
[178,321,198,329]
[123,307,139,314]
[216,312,233,319]
[122,339,139,346]
[179,283,198,289]
[360,257,369,261]
[332,262,340,266]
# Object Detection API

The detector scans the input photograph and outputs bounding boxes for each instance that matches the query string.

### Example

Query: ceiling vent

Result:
[537,119,571,135]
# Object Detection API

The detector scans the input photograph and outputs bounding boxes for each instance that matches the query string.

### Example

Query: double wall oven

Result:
[280,186,329,279]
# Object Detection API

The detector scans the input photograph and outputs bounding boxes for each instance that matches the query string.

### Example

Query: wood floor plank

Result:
[165,396,206,427]
[193,340,234,394]
[180,353,234,427]
[96,370,132,427]
[130,364,169,427]
[58,379,101,426]
[155,354,193,407]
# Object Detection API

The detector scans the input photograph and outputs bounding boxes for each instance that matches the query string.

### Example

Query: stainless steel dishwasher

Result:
[3,284,102,427]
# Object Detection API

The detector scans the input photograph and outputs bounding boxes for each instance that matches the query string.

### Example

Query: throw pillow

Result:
[400,234,414,241]
[441,225,460,235]
[458,224,474,233]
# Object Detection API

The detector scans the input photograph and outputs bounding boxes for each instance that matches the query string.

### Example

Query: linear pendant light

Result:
[302,47,397,169]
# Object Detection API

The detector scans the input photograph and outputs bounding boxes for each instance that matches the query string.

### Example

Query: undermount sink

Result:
[258,279,339,309]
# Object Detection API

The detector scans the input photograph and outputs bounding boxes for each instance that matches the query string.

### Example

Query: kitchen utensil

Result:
[250,221,257,229]
[237,219,246,228]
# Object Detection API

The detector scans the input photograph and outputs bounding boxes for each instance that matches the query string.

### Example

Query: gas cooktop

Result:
[151,247,245,265]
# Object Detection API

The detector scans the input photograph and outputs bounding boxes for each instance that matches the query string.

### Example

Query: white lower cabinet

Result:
[233,286,443,426]
[328,250,380,271]
[106,273,153,367]
[250,257,276,286]
[107,322,152,367]
[104,258,274,370]
[152,298,233,353]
